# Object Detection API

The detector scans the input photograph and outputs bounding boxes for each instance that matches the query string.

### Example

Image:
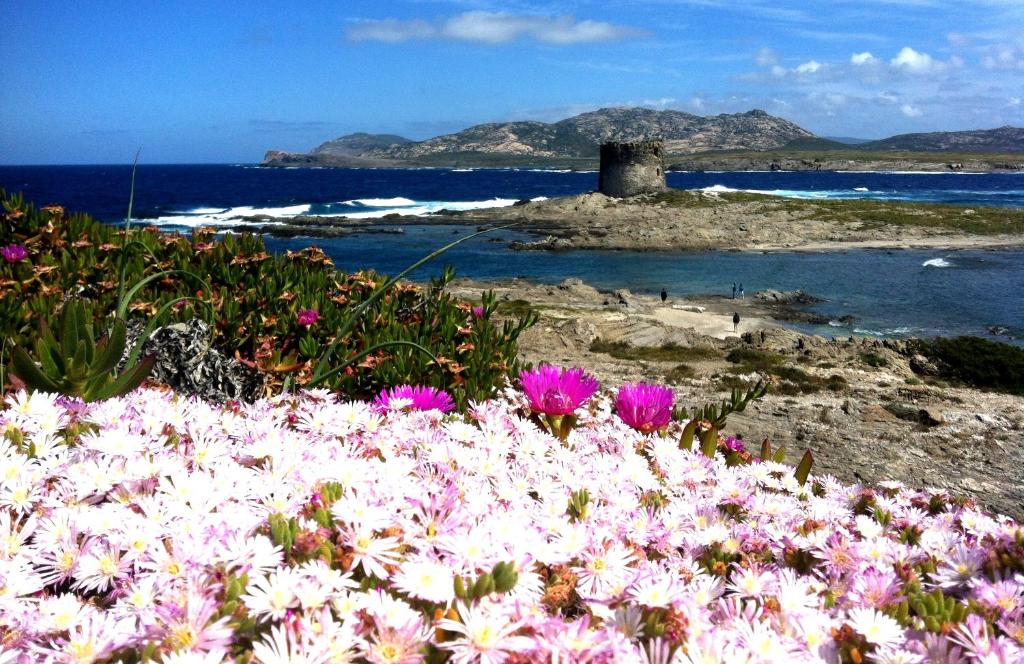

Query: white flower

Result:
[242,570,300,621]
[846,607,905,647]
[392,559,455,604]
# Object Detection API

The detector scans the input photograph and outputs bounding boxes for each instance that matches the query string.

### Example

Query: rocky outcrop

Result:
[128,319,263,403]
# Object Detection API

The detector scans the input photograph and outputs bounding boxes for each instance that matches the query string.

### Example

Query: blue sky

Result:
[1,0,1021,163]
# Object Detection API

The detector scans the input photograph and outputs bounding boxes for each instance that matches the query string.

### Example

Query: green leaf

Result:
[10,345,61,393]
[91,319,127,377]
[699,426,719,458]
[794,449,814,485]
[90,355,154,401]
[679,419,697,451]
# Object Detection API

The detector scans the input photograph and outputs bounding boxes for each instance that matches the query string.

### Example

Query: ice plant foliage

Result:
[373,384,456,413]
[1,386,1023,662]
[615,382,675,434]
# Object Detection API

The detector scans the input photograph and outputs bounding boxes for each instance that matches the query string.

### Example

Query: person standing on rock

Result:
[732,283,737,299]
[660,288,667,303]
[739,284,745,300]
[733,312,740,333]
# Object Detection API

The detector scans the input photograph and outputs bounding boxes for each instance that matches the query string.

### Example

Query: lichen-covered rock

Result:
[127,319,263,403]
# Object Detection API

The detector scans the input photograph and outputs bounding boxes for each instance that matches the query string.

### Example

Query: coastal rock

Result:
[558,278,601,301]
[612,289,633,306]
[863,404,900,423]
[919,407,946,427]
[754,289,822,304]
[127,319,263,403]
[909,353,941,376]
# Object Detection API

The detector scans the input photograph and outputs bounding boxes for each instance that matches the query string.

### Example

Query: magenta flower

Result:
[724,436,746,453]
[1,244,28,263]
[374,384,456,413]
[471,306,486,319]
[615,382,675,434]
[520,365,599,416]
[296,308,320,326]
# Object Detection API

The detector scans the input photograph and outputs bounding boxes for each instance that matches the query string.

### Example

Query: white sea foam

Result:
[854,187,869,192]
[180,207,230,214]
[700,185,739,194]
[922,258,952,268]
[338,197,522,219]
[146,203,310,228]
[451,168,475,172]
[344,197,417,207]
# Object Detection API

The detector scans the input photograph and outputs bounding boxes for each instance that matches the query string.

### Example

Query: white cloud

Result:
[850,51,880,66]
[795,60,823,74]
[756,47,778,66]
[890,46,938,73]
[346,19,434,43]
[770,65,788,78]
[900,103,923,117]
[346,12,642,45]
[982,46,1024,71]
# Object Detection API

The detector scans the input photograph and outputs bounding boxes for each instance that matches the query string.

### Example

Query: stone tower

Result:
[598,139,666,198]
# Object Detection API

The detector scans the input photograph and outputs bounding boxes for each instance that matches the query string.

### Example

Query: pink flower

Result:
[520,365,599,416]
[724,436,746,453]
[296,308,320,326]
[1,244,28,263]
[471,306,485,318]
[614,382,674,434]
[374,384,456,413]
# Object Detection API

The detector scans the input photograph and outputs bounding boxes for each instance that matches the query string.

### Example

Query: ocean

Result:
[1,164,1022,343]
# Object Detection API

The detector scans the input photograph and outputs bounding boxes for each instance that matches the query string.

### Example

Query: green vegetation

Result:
[861,352,889,368]
[9,299,154,402]
[725,347,846,394]
[651,186,1024,235]
[663,363,696,383]
[496,299,535,318]
[0,191,535,404]
[913,336,1024,396]
[590,339,723,362]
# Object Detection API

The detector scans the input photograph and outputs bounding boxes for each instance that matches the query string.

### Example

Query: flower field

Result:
[2,377,1022,662]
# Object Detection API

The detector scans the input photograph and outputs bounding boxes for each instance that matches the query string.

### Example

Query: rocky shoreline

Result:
[442,276,1024,519]
[231,189,1024,253]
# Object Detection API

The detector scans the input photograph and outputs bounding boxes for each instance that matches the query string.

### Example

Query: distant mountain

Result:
[311,132,412,157]
[262,107,814,167]
[858,126,1024,152]
[825,136,872,145]
[262,111,1024,168]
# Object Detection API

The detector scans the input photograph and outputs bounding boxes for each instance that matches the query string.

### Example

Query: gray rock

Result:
[127,319,263,403]
[910,354,940,376]
[918,407,945,427]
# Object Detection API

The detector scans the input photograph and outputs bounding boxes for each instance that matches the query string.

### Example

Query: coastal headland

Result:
[441,276,1024,518]
[236,188,1024,253]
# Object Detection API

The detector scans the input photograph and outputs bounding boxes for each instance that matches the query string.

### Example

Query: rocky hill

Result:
[859,126,1024,152]
[262,107,813,167]
[262,109,1024,168]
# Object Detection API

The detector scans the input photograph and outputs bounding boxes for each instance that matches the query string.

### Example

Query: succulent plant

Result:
[0,190,535,405]
[9,300,154,401]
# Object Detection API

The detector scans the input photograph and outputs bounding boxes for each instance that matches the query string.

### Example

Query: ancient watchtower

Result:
[598,139,666,198]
